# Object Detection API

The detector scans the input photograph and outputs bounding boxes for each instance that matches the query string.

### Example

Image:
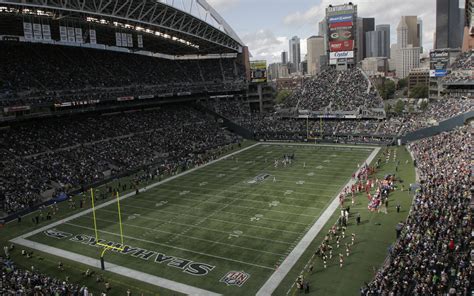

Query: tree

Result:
[394,99,405,114]
[275,90,291,104]
[384,103,393,114]
[377,79,396,100]
[410,84,429,98]
[420,100,429,111]
[398,78,408,89]
[385,80,396,99]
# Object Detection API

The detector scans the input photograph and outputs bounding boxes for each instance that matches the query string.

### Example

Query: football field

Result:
[11,143,377,295]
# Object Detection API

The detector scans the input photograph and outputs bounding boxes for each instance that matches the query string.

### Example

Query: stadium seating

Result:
[0,42,245,107]
[0,105,240,214]
[282,68,383,112]
[362,126,471,295]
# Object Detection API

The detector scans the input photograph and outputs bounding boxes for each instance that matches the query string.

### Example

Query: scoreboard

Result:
[250,60,267,83]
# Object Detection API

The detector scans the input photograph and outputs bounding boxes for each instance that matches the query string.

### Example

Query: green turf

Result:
[0,142,254,296]
[15,143,374,295]
[273,146,416,296]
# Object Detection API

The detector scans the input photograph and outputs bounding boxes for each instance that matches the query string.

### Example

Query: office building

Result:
[366,25,390,58]
[435,0,463,49]
[307,36,326,75]
[289,36,301,73]
[356,17,375,62]
[394,17,421,78]
[281,51,288,64]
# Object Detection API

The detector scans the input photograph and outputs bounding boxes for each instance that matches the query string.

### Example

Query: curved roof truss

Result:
[0,0,243,52]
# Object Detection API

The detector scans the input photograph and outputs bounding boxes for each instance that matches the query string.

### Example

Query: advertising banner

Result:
[89,29,96,44]
[326,4,355,16]
[329,22,353,29]
[329,29,353,42]
[326,3,356,58]
[23,22,33,40]
[429,50,449,77]
[42,24,51,41]
[3,106,30,113]
[328,14,353,24]
[33,23,42,40]
[330,51,354,59]
[59,26,67,42]
[329,40,354,52]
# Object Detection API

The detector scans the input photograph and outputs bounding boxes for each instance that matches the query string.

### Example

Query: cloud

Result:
[206,0,240,12]
[241,29,288,62]
[283,0,437,52]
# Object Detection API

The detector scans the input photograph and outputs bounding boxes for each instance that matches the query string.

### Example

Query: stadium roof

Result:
[0,0,244,54]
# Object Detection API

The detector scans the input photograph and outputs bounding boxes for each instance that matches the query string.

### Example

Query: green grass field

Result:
[11,143,377,295]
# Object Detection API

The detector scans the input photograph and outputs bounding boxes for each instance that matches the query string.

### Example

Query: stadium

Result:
[0,0,472,295]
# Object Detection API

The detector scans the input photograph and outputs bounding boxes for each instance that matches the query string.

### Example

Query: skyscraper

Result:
[394,17,421,78]
[356,18,375,62]
[307,36,325,75]
[289,36,301,73]
[377,24,391,58]
[461,0,474,51]
[318,18,328,53]
[365,25,391,58]
[400,16,420,48]
[435,0,462,49]
[281,51,288,64]
[417,19,423,52]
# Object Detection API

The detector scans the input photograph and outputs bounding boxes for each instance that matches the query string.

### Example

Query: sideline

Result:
[256,146,380,296]
[10,238,220,296]
[10,143,260,296]
[11,142,379,295]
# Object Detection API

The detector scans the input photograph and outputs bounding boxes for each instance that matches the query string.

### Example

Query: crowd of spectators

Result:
[442,50,473,84]
[362,126,472,295]
[283,68,383,112]
[0,42,245,107]
[383,98,473,135]
[203,97,472,141]
[1,255,84,295]
[450,50,473,71]
[0,105,240,214]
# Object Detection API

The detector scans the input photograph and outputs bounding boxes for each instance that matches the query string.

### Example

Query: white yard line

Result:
[119,203,309,229]
[135,190,324,210]
[64,222,285,258]
[256,146,381,296]
[10,237,221,296]
[9,143,262,295]
[10,142,379,295]
[91,214,293,245]
[160,184,337,198]
[10,143,260,241]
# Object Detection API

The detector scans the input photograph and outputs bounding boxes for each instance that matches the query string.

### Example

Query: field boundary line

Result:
[10,237,221,296]
[93,211,293,245]
[9,143,261,294]
[64,222,284,262]
[255,146,381,296]
[119,203,309,228]
[10,143,260,241]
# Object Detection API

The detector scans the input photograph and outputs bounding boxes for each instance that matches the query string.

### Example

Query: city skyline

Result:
[207,0,459,63]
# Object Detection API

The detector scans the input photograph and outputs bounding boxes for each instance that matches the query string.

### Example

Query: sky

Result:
[206,0,452,63]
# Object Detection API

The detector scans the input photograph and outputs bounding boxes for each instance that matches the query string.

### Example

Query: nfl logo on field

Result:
[220,271,250,287]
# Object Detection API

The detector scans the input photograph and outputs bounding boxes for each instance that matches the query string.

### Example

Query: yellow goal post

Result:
[90,188,125,257]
